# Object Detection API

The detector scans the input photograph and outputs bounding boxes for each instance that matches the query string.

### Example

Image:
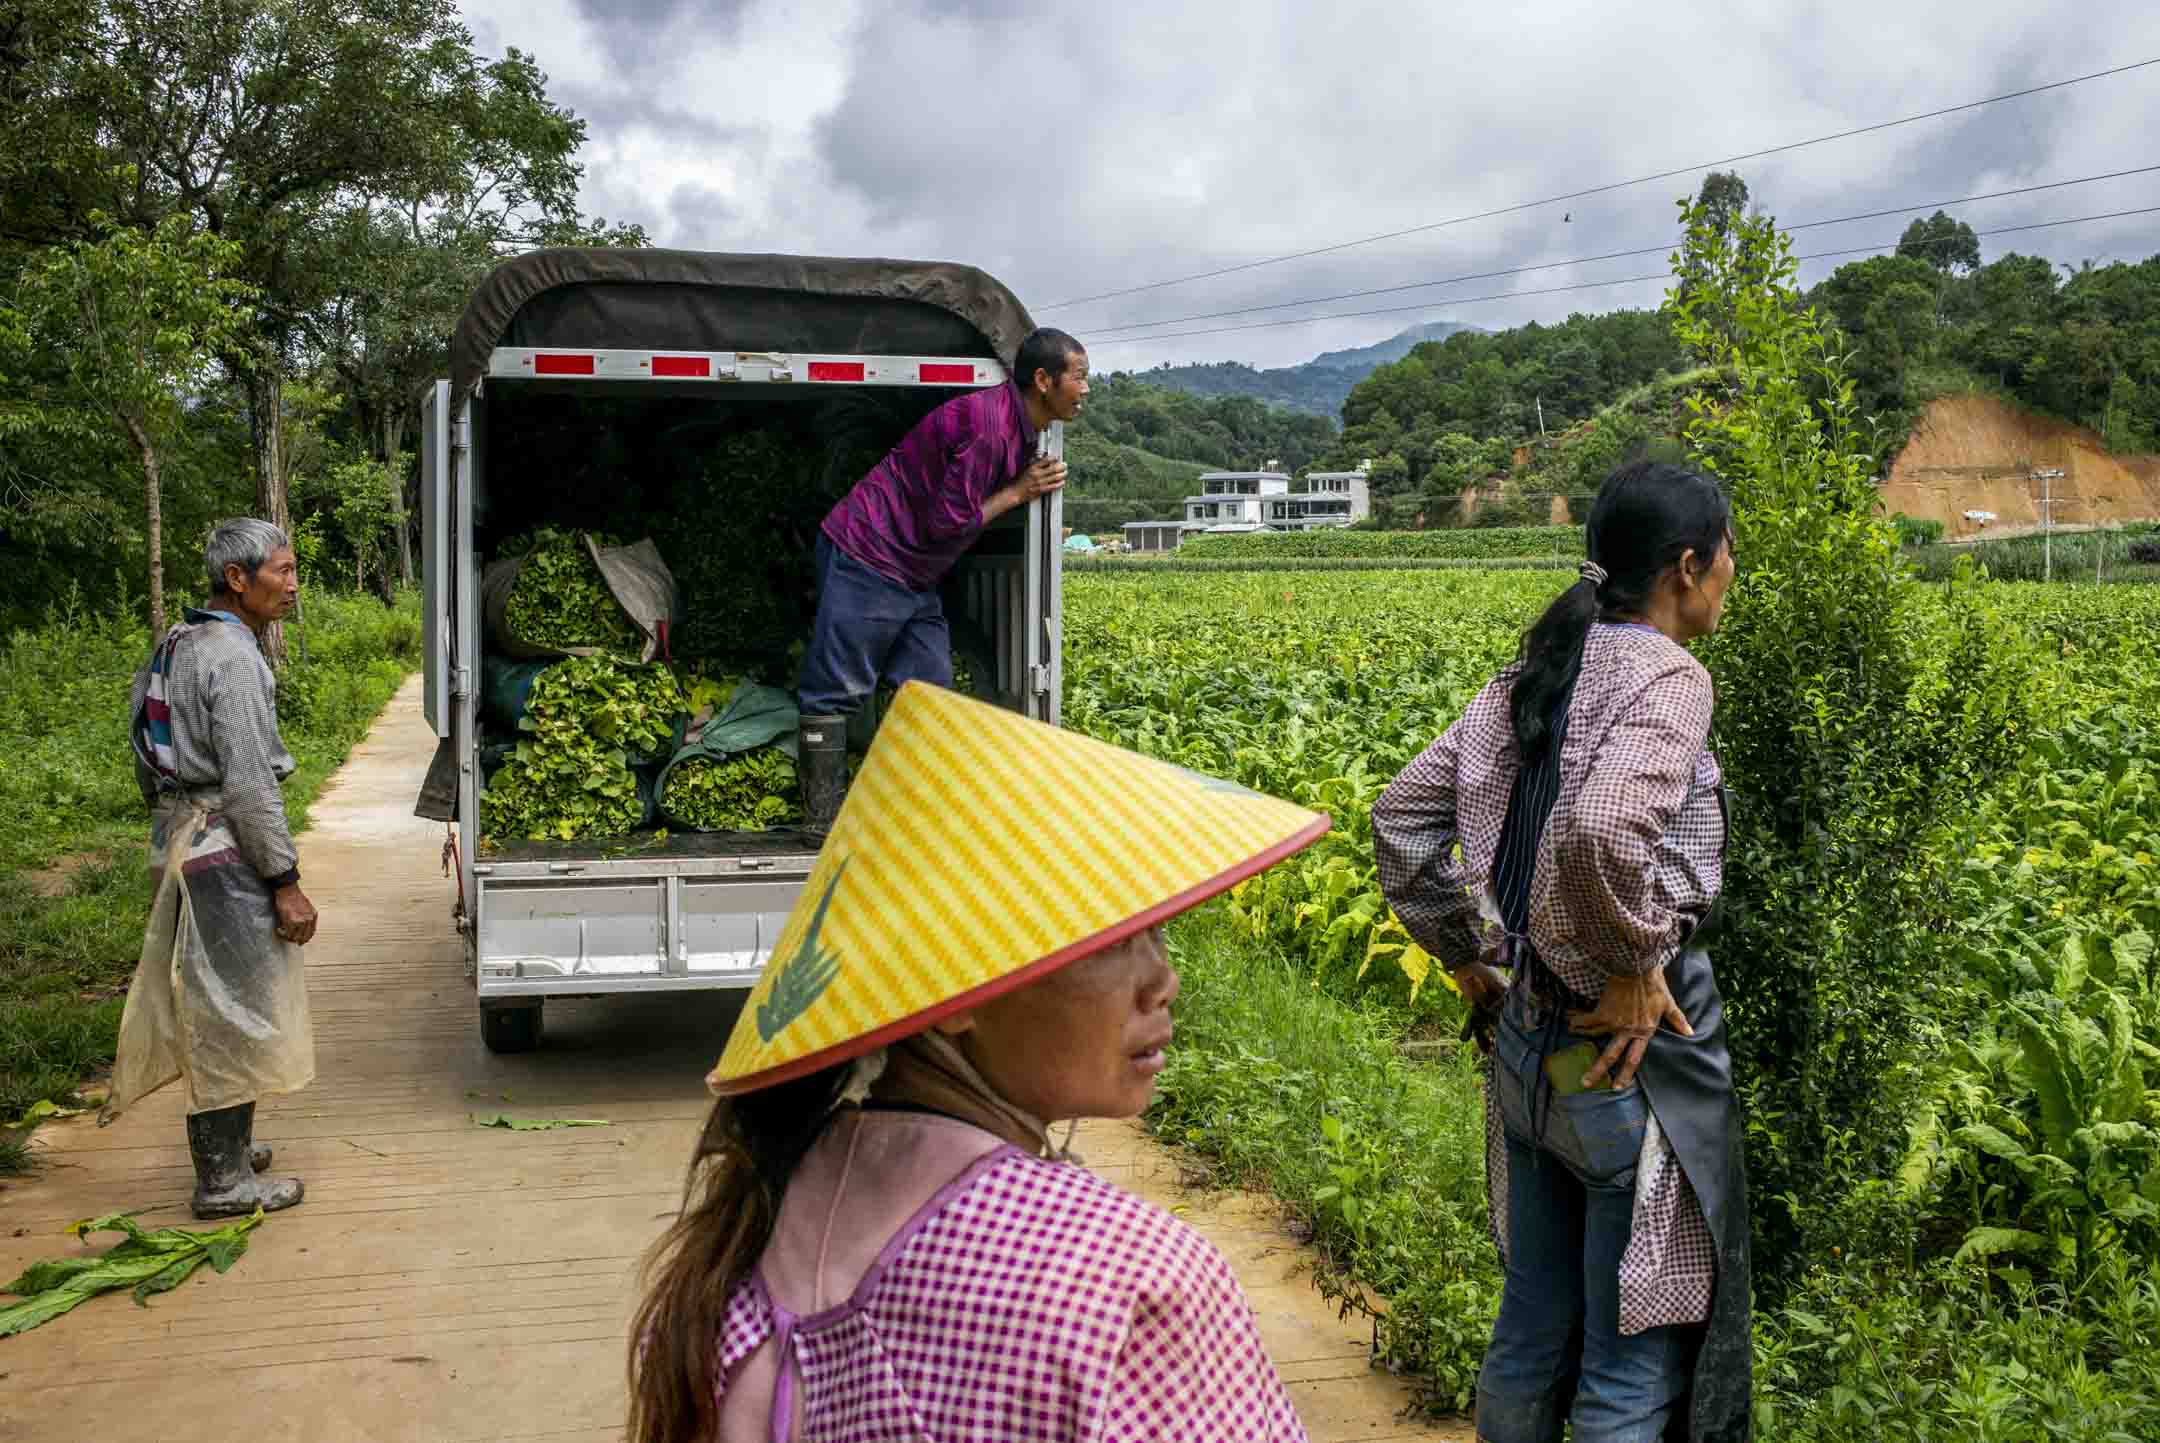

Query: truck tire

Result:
[481,1002,544,1054]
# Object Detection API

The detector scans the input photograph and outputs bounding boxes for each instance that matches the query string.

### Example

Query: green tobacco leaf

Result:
[0,1207,264,1336]
[4,1256,101,1295]
[2010,1007,2083,1154]
[0,1287,99,1337]
[7,1099,83,1130]
[1956,1123,2035,1170]
[1954,1226,2049,1263]
[472,1114,611,1131]
[131,1251,206,1306]
[2117,929,2156,972]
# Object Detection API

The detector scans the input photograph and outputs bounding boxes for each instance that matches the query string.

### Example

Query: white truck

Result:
[415,249,1063,1052]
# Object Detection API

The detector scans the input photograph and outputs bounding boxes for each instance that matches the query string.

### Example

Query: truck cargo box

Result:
[419,249,1062,1051]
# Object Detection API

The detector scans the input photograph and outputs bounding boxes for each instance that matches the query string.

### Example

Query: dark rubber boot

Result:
[245,1103,271,1172]
[188,1104,304,1218]
[798,714,849,837]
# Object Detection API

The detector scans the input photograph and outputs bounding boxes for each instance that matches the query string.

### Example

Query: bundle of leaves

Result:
[480,732,643,842]
[658,426,885,662]
[501,527,643,653]
[2,1210,262,1336]
[521,653,686,763]
[661,746,800,832]
[480,656,689,842]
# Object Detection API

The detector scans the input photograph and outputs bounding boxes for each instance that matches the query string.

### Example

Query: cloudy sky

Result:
[459,0,2160,373]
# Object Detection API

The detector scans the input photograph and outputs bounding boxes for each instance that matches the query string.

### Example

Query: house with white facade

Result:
[1263,469,1371,530]
[1182,470,1291,534]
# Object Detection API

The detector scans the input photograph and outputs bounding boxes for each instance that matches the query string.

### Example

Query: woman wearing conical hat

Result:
[629,682,1332,1443]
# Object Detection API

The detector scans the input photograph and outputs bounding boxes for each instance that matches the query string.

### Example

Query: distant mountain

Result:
[1305,320,1486,372]
[1131,320,1486,422]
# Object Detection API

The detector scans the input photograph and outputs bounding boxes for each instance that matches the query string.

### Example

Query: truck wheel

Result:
[481,1002,543,1054]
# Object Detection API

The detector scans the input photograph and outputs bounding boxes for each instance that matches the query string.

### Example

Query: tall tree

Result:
[36,3,606,647]
[1896,210,1982,274]
[3,212,255,637]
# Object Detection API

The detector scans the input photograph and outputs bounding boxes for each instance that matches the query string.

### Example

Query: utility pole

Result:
[2032,466,2066,582]
[1535,394,1547,438]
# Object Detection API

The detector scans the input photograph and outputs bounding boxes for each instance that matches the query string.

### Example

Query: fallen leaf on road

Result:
[6,1100,82,1131]
[471,1114,609,1131]
[1,1210,262,1336]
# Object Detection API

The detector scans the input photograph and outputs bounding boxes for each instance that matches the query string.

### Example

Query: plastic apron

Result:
[104,620,315,1121]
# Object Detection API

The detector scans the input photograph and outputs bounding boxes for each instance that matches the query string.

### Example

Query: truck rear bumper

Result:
[472,839,815,998]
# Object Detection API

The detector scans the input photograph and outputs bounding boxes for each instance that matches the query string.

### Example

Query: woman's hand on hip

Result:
[1568,968,1692,1090]
[1450,961,1508,1011]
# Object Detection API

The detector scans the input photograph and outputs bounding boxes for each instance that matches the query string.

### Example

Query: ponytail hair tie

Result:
[1578,560,1609,587]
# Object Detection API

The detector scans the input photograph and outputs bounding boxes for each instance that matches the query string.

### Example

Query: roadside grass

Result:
[1151,911,1502,1411]
[0,584,419,1124]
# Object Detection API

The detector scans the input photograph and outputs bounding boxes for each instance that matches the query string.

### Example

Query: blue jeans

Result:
[796,536,953,718]
[1476,997,1693,1443]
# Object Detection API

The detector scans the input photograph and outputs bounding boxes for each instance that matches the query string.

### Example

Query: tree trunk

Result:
[246,361,289,663]
[127,414,167,640]
[384,405,413,586]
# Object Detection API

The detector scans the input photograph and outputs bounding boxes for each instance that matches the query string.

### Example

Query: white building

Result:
[1263,469,1371,530]
[1183,470,1291,532]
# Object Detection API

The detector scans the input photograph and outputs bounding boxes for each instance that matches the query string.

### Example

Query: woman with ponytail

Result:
[1374,459,1751,1443]
[629,682,1330,1442]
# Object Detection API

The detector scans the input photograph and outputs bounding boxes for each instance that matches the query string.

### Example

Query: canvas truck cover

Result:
[449,248,1039,410]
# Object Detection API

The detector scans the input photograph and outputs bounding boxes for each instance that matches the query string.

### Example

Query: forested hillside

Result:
[1061,373,1339,532]
[1318,177,2160,524]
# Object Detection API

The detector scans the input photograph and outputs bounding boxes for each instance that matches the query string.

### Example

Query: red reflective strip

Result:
[807,361,866,382]
[919,363,976,383]
[651,355,710,378]
[534,353,595,375]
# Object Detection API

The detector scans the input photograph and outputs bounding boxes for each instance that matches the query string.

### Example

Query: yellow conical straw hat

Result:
[710,682,1330,1095]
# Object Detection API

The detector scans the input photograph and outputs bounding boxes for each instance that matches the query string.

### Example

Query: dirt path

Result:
[1,677,1465,1442]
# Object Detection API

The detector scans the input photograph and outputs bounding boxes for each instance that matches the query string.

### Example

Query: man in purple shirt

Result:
[796,327,1088,832]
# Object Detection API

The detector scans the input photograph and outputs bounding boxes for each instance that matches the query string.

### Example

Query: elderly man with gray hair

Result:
[107,518,319,1216]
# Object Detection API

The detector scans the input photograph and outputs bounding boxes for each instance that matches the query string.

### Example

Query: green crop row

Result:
[1176,526,1585,560]
[1063,570,2160,1433]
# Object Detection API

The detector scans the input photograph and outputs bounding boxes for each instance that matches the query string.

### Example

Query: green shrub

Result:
[1891,513,1946,546]
[1671,199,2042,1294]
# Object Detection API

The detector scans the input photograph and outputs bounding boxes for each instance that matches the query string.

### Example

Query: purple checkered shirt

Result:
[716,1118,1308,1441]
[1372,622,1725,1334]
[821,382,1038,592]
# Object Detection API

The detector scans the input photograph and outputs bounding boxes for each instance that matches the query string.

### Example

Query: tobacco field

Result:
[1064,568,2160,1439]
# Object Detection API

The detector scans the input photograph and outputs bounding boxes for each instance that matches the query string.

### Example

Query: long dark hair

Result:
[627,1062,847,1443]
[1510,459,1731,758]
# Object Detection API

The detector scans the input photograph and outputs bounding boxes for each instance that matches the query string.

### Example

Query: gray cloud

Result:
[465,0,2160,371]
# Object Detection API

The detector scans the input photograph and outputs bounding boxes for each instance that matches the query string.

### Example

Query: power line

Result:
[1085,204,2160,348]
[1087,164,2160,336]
[1039,56,2160,312]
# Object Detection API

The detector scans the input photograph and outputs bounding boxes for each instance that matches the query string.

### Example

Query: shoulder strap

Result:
[130,621,199,793]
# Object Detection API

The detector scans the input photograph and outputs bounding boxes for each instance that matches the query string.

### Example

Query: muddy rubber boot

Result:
[798,715,849,837]
[188,1104,304,1218]
[244,1103,272,1172]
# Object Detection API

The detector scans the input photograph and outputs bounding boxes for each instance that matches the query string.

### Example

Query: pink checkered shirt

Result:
[716,1133,1309,1441]
[1373,622,1724,1333]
